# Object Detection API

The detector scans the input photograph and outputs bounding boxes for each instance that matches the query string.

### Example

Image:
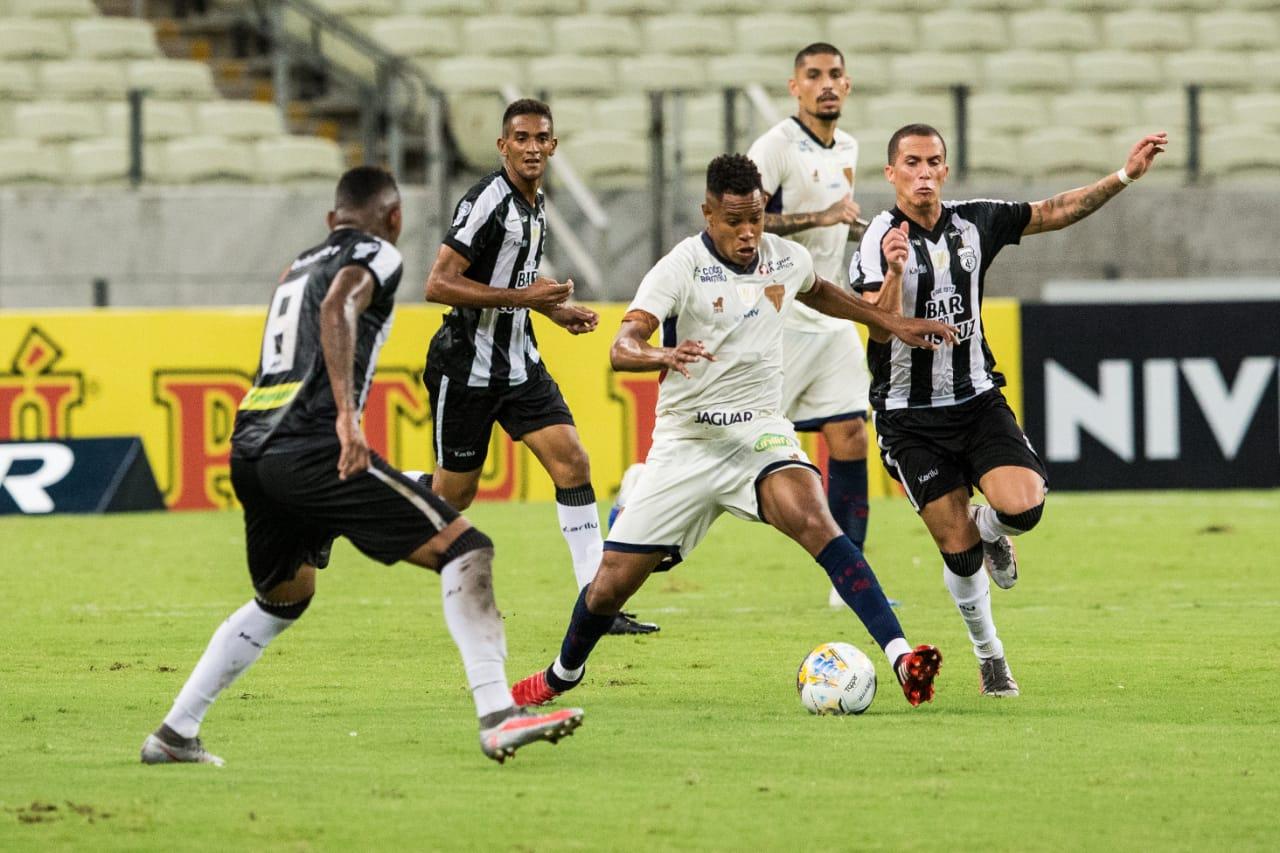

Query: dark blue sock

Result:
[827,458,869,551]
[548,585,615,690]
[817,535,903,652]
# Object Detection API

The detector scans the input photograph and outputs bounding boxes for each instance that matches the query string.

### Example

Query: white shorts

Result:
[781,324,870,430]
[605,416,818,567]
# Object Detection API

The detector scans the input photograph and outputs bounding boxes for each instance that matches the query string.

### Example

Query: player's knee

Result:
[255,595,312,620]
[550,448,591,487]
[996,500,1044,534]
[440,526,494,566]
[443,480,479,510]
[940,543,984,578]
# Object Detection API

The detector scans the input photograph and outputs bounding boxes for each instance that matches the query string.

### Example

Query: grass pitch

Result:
[2,491,1278,851]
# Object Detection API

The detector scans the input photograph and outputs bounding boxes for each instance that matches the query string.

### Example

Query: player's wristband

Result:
[1116,169,1135,186]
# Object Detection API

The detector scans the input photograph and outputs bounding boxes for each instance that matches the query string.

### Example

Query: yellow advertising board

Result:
[0,300,1021,510]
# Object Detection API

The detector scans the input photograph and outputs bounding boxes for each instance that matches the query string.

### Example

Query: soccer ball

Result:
[796,642,877,715]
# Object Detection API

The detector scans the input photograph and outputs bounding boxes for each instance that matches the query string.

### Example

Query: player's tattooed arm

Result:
[762,193,861,236]
[425,244,572,309]
[611,310,715,378]
[1025,132,1168,235]
[320,265,376,479]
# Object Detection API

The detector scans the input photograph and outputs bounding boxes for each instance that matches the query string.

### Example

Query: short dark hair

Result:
[794,42,845,68]
[502,98,553,135]
[887,123,947,164]
[334,165,399,210]
[706,153,763,199]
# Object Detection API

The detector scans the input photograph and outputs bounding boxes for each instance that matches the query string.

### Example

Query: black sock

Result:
[548,585,615,691]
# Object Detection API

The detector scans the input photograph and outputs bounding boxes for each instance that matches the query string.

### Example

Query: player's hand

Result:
[519,277,573,310]
[551,302,599,335]
[665,339,715,378]
[335,412,371,480]
[882,222,910,275]
[819,194,861,227]
[889,316,957,350]
[1122,132,1168,182]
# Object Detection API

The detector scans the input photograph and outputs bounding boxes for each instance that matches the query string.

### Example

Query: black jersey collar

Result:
[498,166,543,209]
[893,204,951,243]
[790,116,836,150]
[701,231,759,276]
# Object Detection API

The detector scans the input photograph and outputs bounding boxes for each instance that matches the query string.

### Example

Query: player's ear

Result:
[701,199,713,224]
[388,204,403,241]
[548,135,557,156]
[883,163,894,183]
[326,209,337,230]
[787,76,799,98]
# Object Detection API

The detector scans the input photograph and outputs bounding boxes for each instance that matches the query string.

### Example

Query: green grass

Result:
[2,491,1278,851]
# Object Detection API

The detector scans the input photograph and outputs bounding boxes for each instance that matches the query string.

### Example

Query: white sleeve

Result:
[796,245,817,293]
[747,131,787,199]
[628,243,690,323]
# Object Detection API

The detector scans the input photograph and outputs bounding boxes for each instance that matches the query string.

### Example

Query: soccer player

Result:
[853,124,1167,696]
[747,43,874,609]
[423,98,657,635]
[511,154,958,710]
[140,167,582,766]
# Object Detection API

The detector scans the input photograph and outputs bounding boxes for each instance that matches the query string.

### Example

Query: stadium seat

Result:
[1019,127,1115,178]
[1232,93,1280,130]
[677,0,753,12]
[1050,0,1127,8]
[967,93,1050,134]
[680,93,727,135]
[12,101,103,142]
[502,0,581,13]
[768,0,853,12]
[559,129,649,190]
[1164,52,1254,89]
[553,16,640,56]
[1194,12,1279,50]
[1253,53,1280,87]
[854,0,947,9]
[527,56,617,93]
[642,16,732,56]
[546,95,592,135]
[463,17,550,56]
[1103,12,1193,51]
[39,61,128,99]
[0,19,70,60]
[826,13,916,54]
[948,0,1038,9]
[1139,90,1231,131]
[399,0,486,13]
[923,12,1008,52]
[256,136,346,182]
[617,56,707,92]
[852,127,894,163]
[865,94,954,137]
[593,95,649,135]
[1221,0,1280,8]
[1009,11,1097,51]
[707,55,788,89]
[736,16,822,57]
[312,0,396,13]
[845,55,891,94]
[127,60,218,99]
[0,138,60,183]
[983,51,1073,91]
[0,63,35,99]
[368,17,458,57]
[680,128,723,176]
[4,0,95,16]
[585,0,670,14]
[64,137,130,184]
[71,18,160,60]
[1050,93,1137,132]
[1201,126,1280,182]
[157,136,255,183]
[890,55,981,91]
[446,90,507,168]
[960,131,1027,182]
[196,102,285,140]
[1072,52,1162,91]
[1138,0,1220,10]
[103,100,194,141]
[434,57,522,92]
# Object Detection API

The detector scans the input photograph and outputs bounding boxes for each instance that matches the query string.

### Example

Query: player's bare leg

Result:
[820,418,871,606]
[512,549,663,706]
[431,466,483,511]
[524,423,658,635]
[973,465,1048,590]
[921,488,1018,696]
[141,566,318,766]
[759,466,940,706]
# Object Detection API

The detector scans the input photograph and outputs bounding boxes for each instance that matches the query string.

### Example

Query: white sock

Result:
[439,546,514,720]
[974,504,1022,542]
[551,655,584,684]
[163,600,294,738]
[883,637,912,668]
[556,501,603,590]
[942,564,1004,661]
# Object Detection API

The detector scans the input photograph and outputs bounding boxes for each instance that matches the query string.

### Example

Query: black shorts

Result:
[230,445,461,594]
[872,389,1047,511]
[424,364,574,472]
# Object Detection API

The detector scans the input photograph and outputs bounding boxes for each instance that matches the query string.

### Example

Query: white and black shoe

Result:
[970,506,1019,589]
[140,723,225,767]
[979,656,1020,697]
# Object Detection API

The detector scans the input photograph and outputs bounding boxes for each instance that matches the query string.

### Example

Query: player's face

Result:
[498,114,557,184]
[885,135,949,208]
[789,54,849,122]
[702,190,765,266]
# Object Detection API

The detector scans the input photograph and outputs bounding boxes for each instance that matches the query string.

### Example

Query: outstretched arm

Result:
[320,265,376,479]
[610,312,715,377]
[1023,132,1168,236]
[796,274,955,349]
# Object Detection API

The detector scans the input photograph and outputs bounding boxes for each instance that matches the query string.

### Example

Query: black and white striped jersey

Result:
[851,200,1030,411]
[430,168,548,388]
[232,227,403,458]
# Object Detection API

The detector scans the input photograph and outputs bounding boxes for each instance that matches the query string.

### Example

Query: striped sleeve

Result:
[443,177,509,262]
[344,236,402,289]
[851,213,893,293]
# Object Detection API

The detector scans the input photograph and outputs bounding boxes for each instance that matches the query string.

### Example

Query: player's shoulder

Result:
[862,209,898,240]
[335,229,402,283]
[832,127,859,151]
[946,197,1021,218]
[760,232,813,271]
[455,169,514,215]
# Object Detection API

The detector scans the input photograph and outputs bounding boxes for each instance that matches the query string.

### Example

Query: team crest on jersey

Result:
[958,245,977,272]
[452,200,473,227]
[811,169,820,183]
[712,296,724,313]
[353,241,381,260]
[765,284,785,311]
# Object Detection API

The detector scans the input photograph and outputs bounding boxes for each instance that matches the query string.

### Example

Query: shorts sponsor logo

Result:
[453,449,477,458]
[753,433,798,452]
[917,468,939,483]
[695,265,727,283]
[695,410,754,426]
